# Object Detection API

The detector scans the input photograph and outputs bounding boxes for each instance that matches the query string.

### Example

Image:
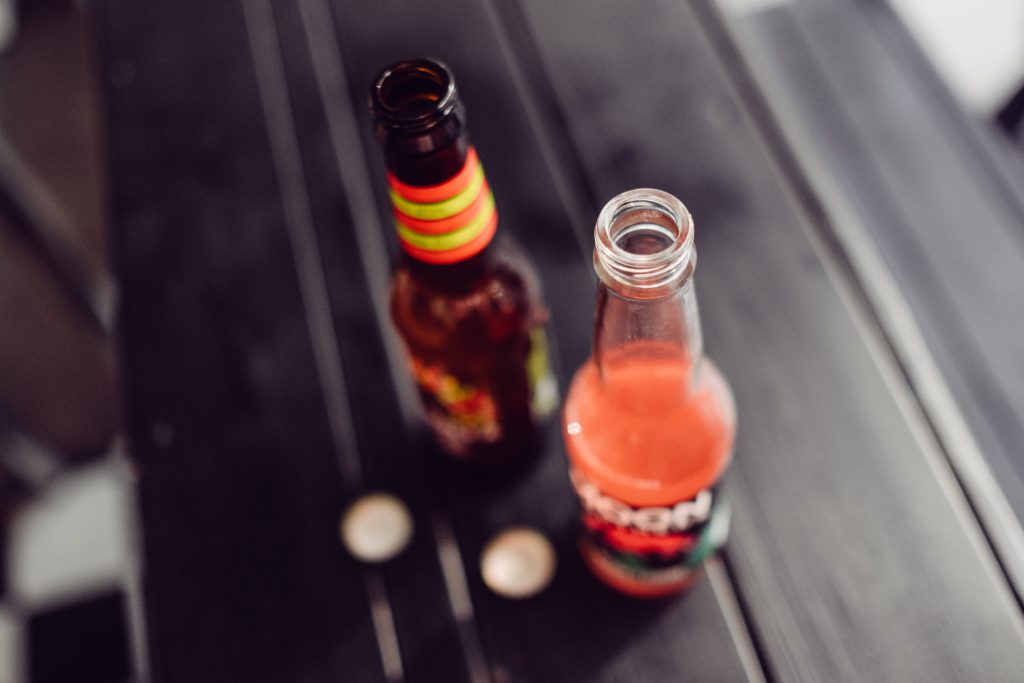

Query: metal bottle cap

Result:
[480,527,556,599]
[340,492,414,563]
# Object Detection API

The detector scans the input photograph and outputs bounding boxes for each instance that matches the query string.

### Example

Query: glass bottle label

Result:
[410,356,502,456]
[570,468,728,592]
[408,323,556,456]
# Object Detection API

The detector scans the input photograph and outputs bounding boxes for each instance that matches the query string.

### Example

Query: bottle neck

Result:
[593,276,704,380]
[384,140,498,265]
[387,137,468,186]
[370,59,497,265]
[590,188,703,383]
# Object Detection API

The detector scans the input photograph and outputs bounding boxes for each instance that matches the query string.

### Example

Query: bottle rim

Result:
[370,58,460,133]
[594,188,695,297]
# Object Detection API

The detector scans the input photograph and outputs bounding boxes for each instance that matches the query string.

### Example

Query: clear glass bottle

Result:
[369,59,557,468]
[563,188,736,597]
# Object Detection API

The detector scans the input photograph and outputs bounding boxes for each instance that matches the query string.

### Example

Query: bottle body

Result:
[563,189,735,596]
[390,239,556,465]
[564,344,734,596]
[372,59,556,466]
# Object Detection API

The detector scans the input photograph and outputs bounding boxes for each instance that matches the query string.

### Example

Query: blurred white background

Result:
[890,0,1024,115]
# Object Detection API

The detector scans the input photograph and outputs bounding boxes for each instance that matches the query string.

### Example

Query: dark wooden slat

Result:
[280,0,757,680]
[268,2,473,680]
[517,0,1024,680]
[98,1,385,680]
[714,0,1024,593]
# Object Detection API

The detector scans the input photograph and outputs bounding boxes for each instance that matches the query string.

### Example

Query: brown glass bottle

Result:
[370,59,557,467]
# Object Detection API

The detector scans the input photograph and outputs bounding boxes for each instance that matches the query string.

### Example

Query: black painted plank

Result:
[284,0,756,680]
[28,590,131,683]
[98,1,384,680]
[517,0,1024,681]
[267,2,472,680]
[716,0,1024,592]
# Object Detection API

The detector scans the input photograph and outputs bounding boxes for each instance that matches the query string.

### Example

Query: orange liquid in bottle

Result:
[564,340,735,597]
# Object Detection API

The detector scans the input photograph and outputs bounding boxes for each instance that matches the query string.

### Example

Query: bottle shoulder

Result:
[390,239,547,350]
[563,350,736,507]
[693,357,736,429]
[396,236,538,285]
[565,351,734,423]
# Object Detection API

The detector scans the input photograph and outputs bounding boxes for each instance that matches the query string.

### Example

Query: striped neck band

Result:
[388,146,497,264]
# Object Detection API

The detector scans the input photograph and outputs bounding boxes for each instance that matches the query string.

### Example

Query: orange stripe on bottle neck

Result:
[393,186,493,236]
[387,147,480,204]
[399,210,498,265]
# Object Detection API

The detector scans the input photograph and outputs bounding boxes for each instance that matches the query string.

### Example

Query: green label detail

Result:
[527,326,558,419]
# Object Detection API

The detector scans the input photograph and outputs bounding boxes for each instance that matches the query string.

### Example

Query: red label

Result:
[570,468,725,594]
[410,357,501,456]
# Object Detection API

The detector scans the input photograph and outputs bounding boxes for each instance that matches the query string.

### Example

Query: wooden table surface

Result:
[98,0,1024,680]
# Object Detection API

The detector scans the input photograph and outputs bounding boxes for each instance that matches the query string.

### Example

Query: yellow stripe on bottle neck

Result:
[395,193,496,251]
[388,164,487,221]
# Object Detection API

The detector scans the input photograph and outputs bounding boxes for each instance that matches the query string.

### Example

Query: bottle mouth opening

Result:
[594,189,694,295]
[371,58,458,130]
